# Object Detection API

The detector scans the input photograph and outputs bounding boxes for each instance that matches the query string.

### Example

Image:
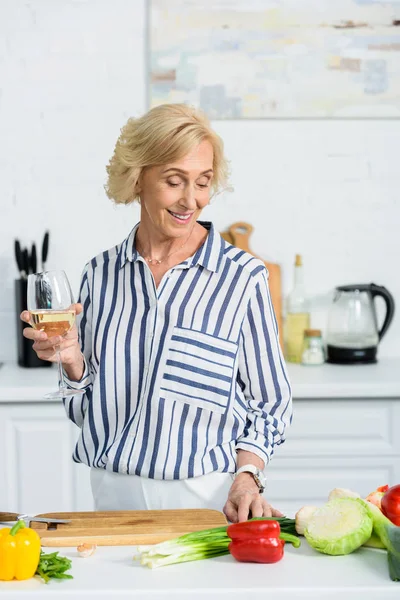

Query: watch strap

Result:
[235,464,266,493]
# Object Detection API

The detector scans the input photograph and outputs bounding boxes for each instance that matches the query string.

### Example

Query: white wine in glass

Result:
[30,310,76,338]
[27,270,84,399]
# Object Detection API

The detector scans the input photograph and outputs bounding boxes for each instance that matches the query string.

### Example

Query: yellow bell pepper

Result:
[0,519,41,581]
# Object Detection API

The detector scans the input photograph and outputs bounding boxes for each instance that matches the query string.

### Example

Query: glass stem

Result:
[57,347,67,397]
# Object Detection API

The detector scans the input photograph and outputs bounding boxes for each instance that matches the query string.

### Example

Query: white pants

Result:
[90,468,234,512]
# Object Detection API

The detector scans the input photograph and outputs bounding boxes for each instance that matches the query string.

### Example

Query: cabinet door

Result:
[281,399,400,457]
[265,455,400,518]
[0,402,93,514]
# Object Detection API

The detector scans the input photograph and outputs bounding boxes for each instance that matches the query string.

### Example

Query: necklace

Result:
[136,226,195,265]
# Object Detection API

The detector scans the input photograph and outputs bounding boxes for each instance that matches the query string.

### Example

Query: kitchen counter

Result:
[287,357,400,398]
[0,542,398,599]
[0,357,399,402]
[0,363,58,402]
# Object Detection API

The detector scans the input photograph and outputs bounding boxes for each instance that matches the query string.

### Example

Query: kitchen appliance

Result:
[326,283,395,364]
[27,509,228,547]
[220,222,283,349]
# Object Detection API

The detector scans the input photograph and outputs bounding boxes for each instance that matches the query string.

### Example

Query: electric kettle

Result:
[326,283,395,364]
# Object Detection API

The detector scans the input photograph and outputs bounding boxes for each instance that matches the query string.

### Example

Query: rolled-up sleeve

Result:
[62,263,94,427]
[235,268,293,466]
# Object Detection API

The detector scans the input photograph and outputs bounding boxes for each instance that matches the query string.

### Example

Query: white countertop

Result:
[0,542,398,599]
[0,357,399,402]
[0,363,59,402]
[287,357,400,398]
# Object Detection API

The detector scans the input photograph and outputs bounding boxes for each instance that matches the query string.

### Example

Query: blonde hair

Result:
[105,103,230,204]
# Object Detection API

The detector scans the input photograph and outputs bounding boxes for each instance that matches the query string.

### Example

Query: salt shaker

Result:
[301,329,325,366]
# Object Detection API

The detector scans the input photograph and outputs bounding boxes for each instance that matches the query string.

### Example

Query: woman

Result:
[21,103,292,523]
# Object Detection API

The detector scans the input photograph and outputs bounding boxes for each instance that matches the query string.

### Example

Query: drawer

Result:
[265,455,400,518]
[279,399,400,457]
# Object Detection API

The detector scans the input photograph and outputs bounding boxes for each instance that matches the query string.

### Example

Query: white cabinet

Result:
[0,401,94,514]
[266,398,400,517]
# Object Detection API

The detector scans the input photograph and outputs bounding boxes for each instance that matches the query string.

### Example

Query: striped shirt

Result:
[64,221,292,479]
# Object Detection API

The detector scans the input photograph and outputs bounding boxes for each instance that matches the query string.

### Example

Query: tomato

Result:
[381,484,400,526]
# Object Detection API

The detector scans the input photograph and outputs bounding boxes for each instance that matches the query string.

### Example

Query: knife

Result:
[30,242,37,274]
[14,240,25,278]
[22,248,31,278]
[0,512,70,526]
[41,231,49,271]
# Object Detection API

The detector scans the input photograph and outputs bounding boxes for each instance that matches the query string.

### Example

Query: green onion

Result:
[280,532,301,548]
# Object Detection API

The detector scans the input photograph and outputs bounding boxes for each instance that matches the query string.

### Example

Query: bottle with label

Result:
[284,254,310,363]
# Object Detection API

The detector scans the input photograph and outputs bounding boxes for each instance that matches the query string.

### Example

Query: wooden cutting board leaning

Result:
[27,509,228,547]
[220,222,283,349]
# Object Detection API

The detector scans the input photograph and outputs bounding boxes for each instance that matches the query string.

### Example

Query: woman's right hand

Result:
[20,304,85,377]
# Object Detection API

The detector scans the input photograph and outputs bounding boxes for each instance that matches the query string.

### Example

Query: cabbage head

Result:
[304,498,373,556]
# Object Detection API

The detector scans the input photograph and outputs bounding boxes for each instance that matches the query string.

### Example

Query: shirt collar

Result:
[190,221,225,273]
[117,223,139,269]
[118,221,224,273]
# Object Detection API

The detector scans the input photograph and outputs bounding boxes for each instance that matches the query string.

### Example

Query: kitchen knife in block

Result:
[220,222,283,350]
[30,509,228,547]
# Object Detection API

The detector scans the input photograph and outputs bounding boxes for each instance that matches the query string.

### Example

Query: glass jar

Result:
[301,329,325,366]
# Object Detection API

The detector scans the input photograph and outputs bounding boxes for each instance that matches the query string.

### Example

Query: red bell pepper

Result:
[227,520,285,564]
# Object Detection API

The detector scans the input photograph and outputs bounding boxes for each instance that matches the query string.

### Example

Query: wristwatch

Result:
[234,464,266,494]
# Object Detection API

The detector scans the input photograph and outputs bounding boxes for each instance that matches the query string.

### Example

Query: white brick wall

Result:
[0,0,399,362]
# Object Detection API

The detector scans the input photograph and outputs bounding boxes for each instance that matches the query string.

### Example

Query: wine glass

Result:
[27,270,84,399]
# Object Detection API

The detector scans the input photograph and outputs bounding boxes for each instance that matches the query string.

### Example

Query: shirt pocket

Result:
[160,326,238,414]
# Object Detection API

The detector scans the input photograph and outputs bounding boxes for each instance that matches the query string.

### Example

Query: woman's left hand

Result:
[223,474,284,523]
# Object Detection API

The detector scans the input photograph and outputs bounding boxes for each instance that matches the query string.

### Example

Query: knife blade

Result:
[25,516,71,524]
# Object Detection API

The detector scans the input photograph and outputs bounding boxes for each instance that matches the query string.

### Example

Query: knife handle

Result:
[31,243,37,274]
[14,240,23,277]
[41,231,49,270]
[21,248,30,277]
[0,512,19,521]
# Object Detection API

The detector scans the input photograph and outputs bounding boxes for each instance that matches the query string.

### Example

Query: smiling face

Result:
[137,140,214,240]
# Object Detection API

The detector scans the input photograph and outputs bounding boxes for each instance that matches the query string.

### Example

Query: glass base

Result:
[44,388,85,399]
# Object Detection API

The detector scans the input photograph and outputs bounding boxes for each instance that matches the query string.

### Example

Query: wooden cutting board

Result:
[30,509,228,547]
[221,222,283,349]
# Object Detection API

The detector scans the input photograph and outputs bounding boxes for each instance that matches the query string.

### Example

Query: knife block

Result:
[15,279,52,368]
